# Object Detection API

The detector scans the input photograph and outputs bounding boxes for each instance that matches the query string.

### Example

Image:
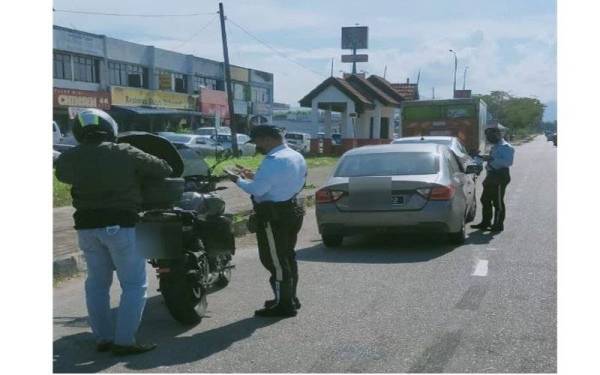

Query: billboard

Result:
[341,26,369,49]
[341,54,369,63]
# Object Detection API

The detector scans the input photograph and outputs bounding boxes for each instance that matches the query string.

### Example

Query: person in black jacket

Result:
[55,109,172,356]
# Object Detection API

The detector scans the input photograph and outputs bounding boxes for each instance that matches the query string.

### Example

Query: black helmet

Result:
[73,108,119,143]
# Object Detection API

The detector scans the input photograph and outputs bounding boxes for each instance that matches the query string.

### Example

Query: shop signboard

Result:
[110,86,195,110]
[198,88,229,119]
[230,66,249,82]
[53,88,111,110]
[159,73,172,90]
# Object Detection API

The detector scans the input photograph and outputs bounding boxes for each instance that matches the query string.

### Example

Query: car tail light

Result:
[416,187,432,198]
[429,185,456,200]
[316,189,345,204]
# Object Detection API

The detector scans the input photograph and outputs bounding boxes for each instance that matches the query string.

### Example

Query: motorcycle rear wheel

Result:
[159,257,208,325]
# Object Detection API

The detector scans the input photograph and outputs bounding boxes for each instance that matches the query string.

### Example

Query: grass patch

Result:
[205,155,339,176]
[54,174,72,208]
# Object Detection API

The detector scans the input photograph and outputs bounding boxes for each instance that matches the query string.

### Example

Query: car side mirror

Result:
[466,164,482,174]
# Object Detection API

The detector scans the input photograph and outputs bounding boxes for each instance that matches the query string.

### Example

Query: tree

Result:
[475,91,546,134]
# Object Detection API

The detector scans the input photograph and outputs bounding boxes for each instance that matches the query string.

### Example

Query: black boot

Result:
[471,222,491,230]
[256,281,297,317]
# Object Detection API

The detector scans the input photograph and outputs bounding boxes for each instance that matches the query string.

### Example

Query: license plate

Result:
[391,195,405,205]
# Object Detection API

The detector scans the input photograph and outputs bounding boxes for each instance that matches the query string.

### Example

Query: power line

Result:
[53,8,218,18]
[226,17,326,79]
[171,16,219,50]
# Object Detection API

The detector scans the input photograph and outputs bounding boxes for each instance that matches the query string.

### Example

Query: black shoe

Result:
[490,225,504,233]
[96,341,113,353]
[471,223,491,230]
[255,305,297,318]
[264,297,301,310]
[111,343,157,356]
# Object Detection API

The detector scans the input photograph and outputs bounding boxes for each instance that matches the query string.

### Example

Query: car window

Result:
[335,152,439,177]
[164,134,192,143]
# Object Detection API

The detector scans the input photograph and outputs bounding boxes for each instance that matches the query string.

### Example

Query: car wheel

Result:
[322,234,343,248]
[448,220,466,245]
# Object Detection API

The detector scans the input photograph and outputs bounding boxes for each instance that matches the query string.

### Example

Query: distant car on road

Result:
[159,133,226,157]
[392,136,483,176]
[315,143,478,247]
[285,132,311,154]
[194,126,231,138]
[212,133,256,156]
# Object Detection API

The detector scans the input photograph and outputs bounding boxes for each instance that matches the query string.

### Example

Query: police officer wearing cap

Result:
[472,127,515,232]
[228,125,307,317]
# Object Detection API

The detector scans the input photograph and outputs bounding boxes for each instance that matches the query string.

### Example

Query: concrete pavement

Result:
[53,136,556,372]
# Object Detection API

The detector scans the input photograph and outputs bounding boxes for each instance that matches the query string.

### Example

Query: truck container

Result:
[399,98,488,155]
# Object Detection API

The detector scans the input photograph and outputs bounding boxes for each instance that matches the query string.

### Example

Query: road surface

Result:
[53,136,556,373]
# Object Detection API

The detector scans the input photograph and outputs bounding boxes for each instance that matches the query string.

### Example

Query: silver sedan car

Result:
[316,143,478,247]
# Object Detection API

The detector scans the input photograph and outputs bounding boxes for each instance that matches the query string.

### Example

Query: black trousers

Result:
[255,200,304,308]
[480,169,511,227]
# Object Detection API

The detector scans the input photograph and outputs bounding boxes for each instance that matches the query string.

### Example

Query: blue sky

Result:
[53,0,557,120]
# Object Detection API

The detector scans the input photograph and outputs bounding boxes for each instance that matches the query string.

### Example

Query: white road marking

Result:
[472,259,489,277]
[486,247,497,251]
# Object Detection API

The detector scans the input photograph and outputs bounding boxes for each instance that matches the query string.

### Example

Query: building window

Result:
[251,86,270,103]
[53,51,72,80]
[108,62,148,88]
[73,55,100,83]
[192,75,219,94]
[174,73,187,93]
[233,83,247,101]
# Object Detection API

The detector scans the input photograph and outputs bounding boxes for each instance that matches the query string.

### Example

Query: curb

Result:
[53,193,316,279]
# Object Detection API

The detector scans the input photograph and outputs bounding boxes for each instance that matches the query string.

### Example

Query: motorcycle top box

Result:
[117,131,185,210]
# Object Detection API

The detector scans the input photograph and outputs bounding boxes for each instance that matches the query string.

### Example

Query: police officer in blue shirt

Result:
[228,126,307,317]
[472,127,515,232]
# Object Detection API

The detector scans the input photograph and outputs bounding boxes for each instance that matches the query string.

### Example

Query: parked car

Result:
[194,126,231,137]
[315,143,478,247]
[212,133,256,156]
[392,136,483,176]
[159,133,226,157]
[53,121,63,144]
[551,132,557,146]
[285,132,311,154]
[53,150,61,164]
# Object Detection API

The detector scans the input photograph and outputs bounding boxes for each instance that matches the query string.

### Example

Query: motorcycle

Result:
[118,132,236,325]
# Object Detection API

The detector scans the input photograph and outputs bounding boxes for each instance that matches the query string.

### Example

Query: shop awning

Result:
[111,105,204,116]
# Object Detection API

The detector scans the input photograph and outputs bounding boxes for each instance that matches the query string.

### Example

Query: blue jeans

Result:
[77,226,147,346]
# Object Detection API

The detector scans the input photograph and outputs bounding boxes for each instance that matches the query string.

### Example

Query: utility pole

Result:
[383,65,387,79]
[449,49,457,98]
[462,66,469,90]
[218,2,239,156]
[330,58,334,77]
[432,87,435,99]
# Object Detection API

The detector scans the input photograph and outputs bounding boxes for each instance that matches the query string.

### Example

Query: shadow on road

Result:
[465,229,496,245]
[53,294,282,372]
[296,233,459,264]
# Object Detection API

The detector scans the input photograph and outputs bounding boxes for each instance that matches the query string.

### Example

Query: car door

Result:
[445,149,472,215]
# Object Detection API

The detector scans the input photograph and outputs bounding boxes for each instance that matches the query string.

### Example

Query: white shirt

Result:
[236,144,307,203]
